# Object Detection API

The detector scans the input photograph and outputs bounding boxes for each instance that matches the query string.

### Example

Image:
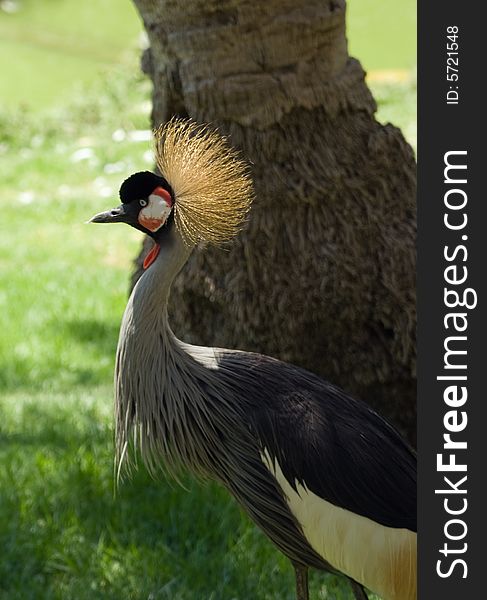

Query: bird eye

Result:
[139,199,147,207]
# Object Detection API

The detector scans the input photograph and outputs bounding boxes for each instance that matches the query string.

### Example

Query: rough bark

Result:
[131,0,417,444]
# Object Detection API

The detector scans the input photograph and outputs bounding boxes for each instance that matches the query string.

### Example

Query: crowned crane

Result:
[90,119,417,600]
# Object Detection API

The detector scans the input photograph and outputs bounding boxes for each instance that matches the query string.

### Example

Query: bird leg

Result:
[349,578,369,600]
[293,563,309,600]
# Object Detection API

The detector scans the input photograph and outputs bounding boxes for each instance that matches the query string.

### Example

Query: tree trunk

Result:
[131,0,417,444]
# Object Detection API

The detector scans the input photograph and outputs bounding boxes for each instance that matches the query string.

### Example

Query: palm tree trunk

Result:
[131,0,417,444]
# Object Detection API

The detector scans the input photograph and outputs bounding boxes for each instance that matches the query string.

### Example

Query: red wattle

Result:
[143,243,161,269]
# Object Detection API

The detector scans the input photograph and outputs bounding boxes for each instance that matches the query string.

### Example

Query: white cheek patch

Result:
[138,194,173,232]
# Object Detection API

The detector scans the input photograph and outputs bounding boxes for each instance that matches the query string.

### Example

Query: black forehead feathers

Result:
[119,171,173,204]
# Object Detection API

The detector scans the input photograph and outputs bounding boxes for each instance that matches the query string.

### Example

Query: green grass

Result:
[370,75,417,152]
[1,390,301,600]
[0,6,415,596]
[347,0,416,71]
[0,0,142,110]
[0,0,415,111]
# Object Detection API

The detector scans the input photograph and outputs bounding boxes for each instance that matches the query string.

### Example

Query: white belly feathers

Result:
[261,451,417,600]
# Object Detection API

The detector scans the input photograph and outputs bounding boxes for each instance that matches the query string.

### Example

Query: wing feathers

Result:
[218,351,417,532]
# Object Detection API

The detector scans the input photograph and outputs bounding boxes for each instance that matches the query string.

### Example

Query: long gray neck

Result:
[129,226,192,327]
[114,227,226,480]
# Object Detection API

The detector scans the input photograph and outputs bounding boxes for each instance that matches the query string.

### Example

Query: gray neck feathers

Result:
[114,233,332,570]
[114,227,240,481]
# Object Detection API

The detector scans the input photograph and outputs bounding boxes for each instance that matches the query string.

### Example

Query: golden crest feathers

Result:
[154,118,254,246]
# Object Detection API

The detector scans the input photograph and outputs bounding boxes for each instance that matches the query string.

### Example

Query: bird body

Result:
[91,119,417,600]
[266,459,416,600]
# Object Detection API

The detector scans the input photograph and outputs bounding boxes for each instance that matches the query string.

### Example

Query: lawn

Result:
[347,0,416,72]
[0,0,416,111]
[0,0,141,110]
[0,2,415,599]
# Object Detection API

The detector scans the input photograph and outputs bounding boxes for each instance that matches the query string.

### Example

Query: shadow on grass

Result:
[0,398,353,599]
[0,401,106,449]
[1,421,276,598]
[59,318,120,357]
[0,318,120,392]
[0,358,110,392]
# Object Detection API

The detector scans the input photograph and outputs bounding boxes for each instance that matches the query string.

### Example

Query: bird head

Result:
[89,171,175,239]
[90,118,253,246]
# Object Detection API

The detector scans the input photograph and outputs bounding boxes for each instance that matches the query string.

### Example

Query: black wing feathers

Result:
[218,352,417,532]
